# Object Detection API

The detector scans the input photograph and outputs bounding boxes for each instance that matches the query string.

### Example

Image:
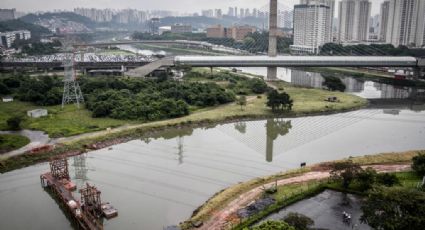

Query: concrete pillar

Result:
[267,0,278,81]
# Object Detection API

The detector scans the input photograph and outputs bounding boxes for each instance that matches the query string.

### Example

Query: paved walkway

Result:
[0,130,52,158]
[198,164,411,230]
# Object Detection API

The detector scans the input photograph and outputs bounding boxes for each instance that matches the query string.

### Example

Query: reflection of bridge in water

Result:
[216,110,384,163]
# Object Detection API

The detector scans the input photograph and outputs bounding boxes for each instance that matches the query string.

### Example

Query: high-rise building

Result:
[291,0,334,54]
[380,1,391,41]
[201,9,214,18]
[171,24,192,34]
[228,7,235,17]
[338,0,371,42]
[240,8,245,18]
[385,0,425,47]
[215,9,222,18]
[0,9,16,21]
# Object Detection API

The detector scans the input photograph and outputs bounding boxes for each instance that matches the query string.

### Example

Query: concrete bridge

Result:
[1,55,424,79]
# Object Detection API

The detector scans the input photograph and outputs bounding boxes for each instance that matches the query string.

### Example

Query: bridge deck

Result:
[174,56,419,68]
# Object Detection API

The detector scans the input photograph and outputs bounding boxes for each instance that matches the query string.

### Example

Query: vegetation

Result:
[84,78,235,121]
[237,96,247,111]
[6,116,23,131]
[322,75,346,92]
[329,161,362,189]
[19,41,62,55]
[361,186,425,230]
[0,19,50,38]
[320,43,425,57]
[0,101,130,137]
[0,134,30,154]
[266,90,293,113]
[412,154,425,176]
[282,212,314,230]
[249,220,295,230]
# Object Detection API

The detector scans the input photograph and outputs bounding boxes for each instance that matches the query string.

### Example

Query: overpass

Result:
[2,55,424,79]
[173,56,421,68]
[127,55,425,79]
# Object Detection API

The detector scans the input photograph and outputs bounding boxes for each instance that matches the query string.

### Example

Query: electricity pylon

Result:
[62,40,84,108]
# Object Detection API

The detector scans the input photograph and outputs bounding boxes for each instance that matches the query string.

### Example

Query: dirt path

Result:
[197,164,411,230]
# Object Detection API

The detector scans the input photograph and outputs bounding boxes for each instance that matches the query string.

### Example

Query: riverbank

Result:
[0,134,30,154]
[182,150,422,230]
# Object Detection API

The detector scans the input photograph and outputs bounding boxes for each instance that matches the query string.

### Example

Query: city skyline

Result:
[1,0,385,15]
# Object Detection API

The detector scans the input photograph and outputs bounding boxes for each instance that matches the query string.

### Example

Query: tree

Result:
[7,116,23,131]
[267,90,293,112]
[0,82,11,95]
[361,186,425,230]
[282,212,314,230]
[322,76,346,92]
[251,220,296,230]
[237,95,247,110]
[356,167,378,190]
[376,173,400,187]
[330,161,362,189]
[412,154,425,176]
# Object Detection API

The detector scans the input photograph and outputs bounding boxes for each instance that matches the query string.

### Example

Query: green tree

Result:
[412,154,425,176]
[282,212,314,230]
[361,186,425,230]
[330,161,362,189]
[252,220,296,230]
[322,76,346,92]
[376,173,400,187]
[237,95,247,110]
[7,116,23,131]
[0,82,11,95]
[356,167,378,190]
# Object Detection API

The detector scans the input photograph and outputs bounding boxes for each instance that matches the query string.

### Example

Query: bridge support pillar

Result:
[267,0,278,81]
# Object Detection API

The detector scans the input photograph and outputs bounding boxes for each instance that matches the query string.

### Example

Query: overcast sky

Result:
[1,0,385,15]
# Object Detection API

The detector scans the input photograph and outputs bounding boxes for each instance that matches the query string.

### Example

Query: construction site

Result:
[40,157,118,230]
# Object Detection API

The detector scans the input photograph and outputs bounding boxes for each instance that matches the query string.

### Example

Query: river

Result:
[1,103,425,229]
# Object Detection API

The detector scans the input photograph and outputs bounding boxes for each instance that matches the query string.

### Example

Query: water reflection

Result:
[73,154,89,188]
[265,119,292,162]
[234,122,247,134]
[236,67,425,100]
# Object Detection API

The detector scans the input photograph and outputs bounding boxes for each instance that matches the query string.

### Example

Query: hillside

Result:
[0,19,50,38]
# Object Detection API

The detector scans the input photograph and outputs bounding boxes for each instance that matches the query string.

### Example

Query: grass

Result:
[0,101,132,137]
[0,134,30,154]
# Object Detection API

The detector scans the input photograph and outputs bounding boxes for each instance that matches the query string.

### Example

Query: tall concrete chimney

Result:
[267,0,278,81]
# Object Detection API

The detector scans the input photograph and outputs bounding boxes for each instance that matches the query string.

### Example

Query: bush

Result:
[376,173,400,187]
[251,220,296,230]
[282,212,314,230]
[7,116,23,131]
[412,154,425,176]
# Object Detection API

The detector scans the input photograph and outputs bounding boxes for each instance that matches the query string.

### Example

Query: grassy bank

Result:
[0,101,132,138]
[0,134,30,154]
[183,150,423,228]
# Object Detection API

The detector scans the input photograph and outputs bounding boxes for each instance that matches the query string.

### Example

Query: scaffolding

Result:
[49,158,70,180]
[80,183,103,218]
